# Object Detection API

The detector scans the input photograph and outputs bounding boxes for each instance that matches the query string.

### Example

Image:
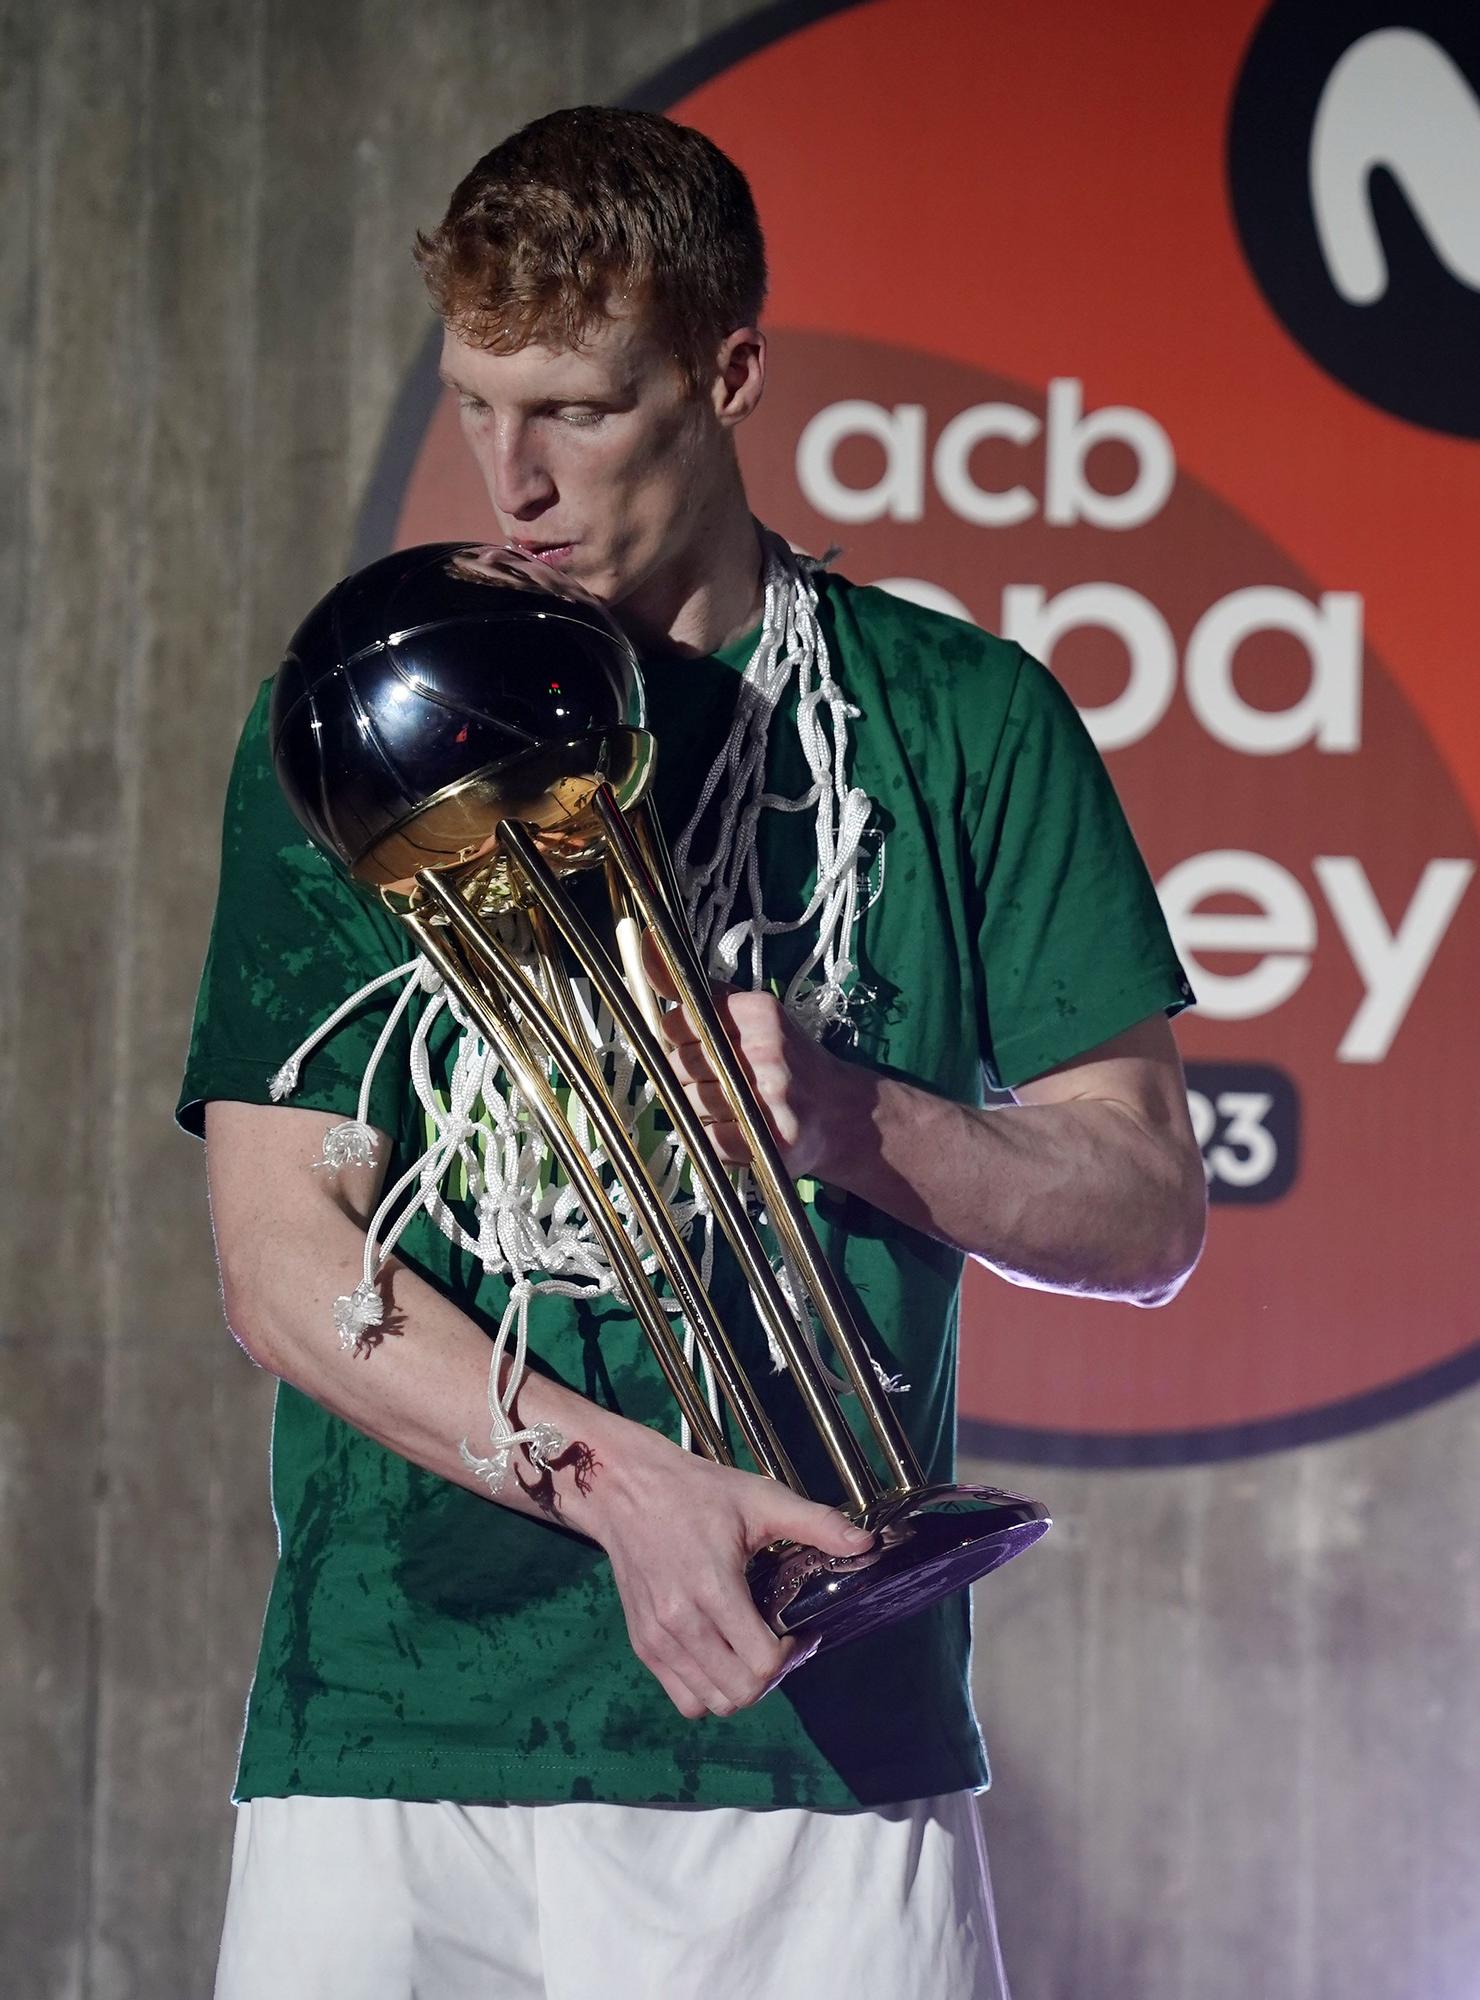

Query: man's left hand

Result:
[643,943,854,1186]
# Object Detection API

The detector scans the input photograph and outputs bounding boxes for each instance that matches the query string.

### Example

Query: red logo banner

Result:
[374,0,1480,1462]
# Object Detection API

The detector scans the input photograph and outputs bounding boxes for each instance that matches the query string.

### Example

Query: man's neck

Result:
[616,479,767,659]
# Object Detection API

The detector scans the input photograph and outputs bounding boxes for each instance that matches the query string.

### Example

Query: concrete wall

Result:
[1,5,763,1991]
[3,3,1475,1996]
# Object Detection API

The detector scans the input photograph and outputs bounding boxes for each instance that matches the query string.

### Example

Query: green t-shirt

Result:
[178,569,1191,1810]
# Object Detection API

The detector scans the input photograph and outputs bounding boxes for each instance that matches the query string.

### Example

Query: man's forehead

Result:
[438,315,659,397]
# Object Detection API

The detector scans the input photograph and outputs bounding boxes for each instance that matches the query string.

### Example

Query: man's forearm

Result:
[820,1063,1205,1305]
[655,979,1204,1310]
[214,1175,662,1539]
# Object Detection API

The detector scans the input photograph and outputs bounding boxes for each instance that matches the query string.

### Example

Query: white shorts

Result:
[214,1791,1009,1999]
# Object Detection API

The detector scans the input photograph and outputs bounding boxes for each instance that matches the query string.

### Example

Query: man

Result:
[182,106,1204,1997]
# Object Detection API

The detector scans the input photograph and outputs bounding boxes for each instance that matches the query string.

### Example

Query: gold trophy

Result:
[271,543,1049,1657]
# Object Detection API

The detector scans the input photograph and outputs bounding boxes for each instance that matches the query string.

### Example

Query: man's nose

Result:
[483,418,556,520]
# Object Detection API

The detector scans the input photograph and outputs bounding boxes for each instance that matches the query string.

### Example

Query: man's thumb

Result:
[639,928,680,1002]
[762,1493,876,1560]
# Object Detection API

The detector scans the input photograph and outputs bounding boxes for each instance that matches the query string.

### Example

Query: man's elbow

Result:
[1129,1174,1207,1308]
[217,1256,293,1378]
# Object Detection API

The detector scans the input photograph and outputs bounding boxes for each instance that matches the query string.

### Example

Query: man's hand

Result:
[644,942,858,1185]
[578,1427,874,1718]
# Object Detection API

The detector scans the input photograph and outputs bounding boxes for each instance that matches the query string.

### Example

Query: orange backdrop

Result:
[392,0,1480,1460]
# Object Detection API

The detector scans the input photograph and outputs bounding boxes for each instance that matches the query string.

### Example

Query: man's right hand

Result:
[574,1429,874,1718]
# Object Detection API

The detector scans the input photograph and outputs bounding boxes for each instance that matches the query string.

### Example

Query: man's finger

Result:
[680,1079,733,1124]
[640,930,724,1010]
[658,1037,714,1087]
[638,929,736,1026]
[651,1662,710,1721]
[714,1593,796,1687]
[669,1602,783,1713]
[754,1493,878,1563]
[639,928,681,1003]
[760,1632,823,1695]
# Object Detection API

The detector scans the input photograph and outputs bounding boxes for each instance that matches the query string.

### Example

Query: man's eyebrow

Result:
[436,370,639,403]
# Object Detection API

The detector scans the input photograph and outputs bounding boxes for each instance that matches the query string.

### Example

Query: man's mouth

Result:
[509,540,577,566]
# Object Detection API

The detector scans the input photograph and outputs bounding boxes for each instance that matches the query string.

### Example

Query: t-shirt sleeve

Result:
[176,680,416,1140]
[972,647,1194,1091]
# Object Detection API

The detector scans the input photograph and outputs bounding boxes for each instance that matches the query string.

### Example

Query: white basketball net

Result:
[269,528,890,1489]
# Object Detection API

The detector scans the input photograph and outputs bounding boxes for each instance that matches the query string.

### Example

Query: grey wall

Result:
[2,3,1475,1997]
[1,4,767,1992]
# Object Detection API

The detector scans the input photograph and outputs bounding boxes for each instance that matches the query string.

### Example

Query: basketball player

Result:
[182,106,1204,1998]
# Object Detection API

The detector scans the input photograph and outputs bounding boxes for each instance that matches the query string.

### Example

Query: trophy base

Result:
[747,1484,1050,1663]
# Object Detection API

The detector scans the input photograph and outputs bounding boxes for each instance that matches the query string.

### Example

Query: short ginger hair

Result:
[414,107,768,391]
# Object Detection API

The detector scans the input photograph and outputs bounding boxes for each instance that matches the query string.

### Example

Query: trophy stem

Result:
[496,821,884,1513]
[404,904,734,1469]
[410,881,806,1494]
[600,794,927,1496]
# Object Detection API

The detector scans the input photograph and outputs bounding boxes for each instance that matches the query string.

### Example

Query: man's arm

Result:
[204,1099,873,1718]
[657,996,1207,1306]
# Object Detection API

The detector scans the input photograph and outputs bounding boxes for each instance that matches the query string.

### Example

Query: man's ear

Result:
[711,327,766,428]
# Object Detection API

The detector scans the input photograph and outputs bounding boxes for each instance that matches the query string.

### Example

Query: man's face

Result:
[438,309,733,614]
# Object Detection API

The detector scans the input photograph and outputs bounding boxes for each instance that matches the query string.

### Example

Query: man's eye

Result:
[557,407,606,427]
[457,394,489,415]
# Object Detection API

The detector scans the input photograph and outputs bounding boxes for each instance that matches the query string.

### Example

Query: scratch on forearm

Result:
[516,1440,602,1518]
